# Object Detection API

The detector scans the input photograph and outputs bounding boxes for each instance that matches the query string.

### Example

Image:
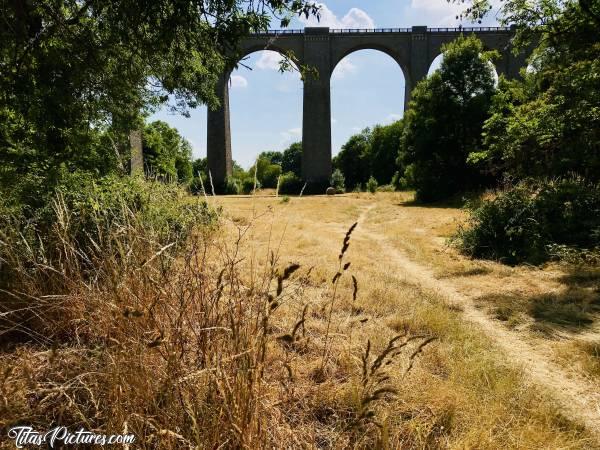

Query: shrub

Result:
[262,164,282,188]
[366,176,378,194]
[189,174,209,195]
[0,172,216,341]
[391,171,408,190]
[278,172,303,195]
[331,169,345,193]
[224,176,241,195]
[456,178,600,264]
[241,177,259,194]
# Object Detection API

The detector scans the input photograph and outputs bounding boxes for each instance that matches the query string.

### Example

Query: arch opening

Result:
[427,53,499,86]
[228,49,303,186]
[330,49,406,157]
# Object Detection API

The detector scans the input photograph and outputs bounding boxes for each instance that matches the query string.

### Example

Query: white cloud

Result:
[332,58,358,79]
[410,0,503,27]
[256,51,285,70]
[387,113,403,122]
[411,0,459,15]
[300,3,375,29]
[410,0,464,27]
[230,75,248,89]
[280,127,302,145]
[331,118,337,124]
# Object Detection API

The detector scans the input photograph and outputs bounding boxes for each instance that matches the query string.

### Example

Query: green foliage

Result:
[399,35,497,202]
[333,129,372,190]
[334,119,404,190]
[224,176,242,195]
[143,121,193,182]
[278,172,303,195]
[456,178,600,265]
[0,173,216,284]
[458,0,600,183]
[259,151,284,166]
[366,176,378,194]
[241,177,260,195]
[248,156,282,189]
[281,142,303,177]
[331,169,346,192]
[192,158,208,178]
[370,121,404,185]
[391,171,408,191]
[0,0,317,199]
[481,28,600,181]
[263,164,283,188]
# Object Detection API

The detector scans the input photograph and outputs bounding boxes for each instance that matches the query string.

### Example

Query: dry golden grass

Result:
[358,193,600,383]
[213,192,599,448]
[1,191,598,448]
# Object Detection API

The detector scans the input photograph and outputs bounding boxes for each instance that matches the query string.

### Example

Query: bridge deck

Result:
[252,26,512,37]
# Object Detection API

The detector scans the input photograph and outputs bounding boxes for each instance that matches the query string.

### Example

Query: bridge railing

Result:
[251,26,512,36]
[251,29,304,35]
[330,28,411,33]
[428,26,511,32]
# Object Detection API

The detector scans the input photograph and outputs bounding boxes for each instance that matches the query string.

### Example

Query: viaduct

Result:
[205,26,531,190]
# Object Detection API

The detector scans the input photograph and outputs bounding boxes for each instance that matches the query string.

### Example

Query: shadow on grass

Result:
[476,287,600,333]
[396,191,485,210]
[558,267,600,288]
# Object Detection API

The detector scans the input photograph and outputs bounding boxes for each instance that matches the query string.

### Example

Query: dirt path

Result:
[355,204,600,441]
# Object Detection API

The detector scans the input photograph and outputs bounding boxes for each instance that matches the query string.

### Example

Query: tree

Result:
[281,142,302,177]
[192,158,208,178]
[0,0,319,202]
[333,129,372,190]
[370,120,404,185]
[398,35,497,202]
[143,121,193,182]
[472,2,600,181]
[259,151,284,166]
[248,156,282,188]
[330,169,345,192]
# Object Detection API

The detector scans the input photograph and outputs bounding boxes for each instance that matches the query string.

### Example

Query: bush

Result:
[366,176,378,194]
[456,178,600,264]
[223,176,241,195]
[331,169,345,193]
[189,174,208,195]
[262,164,282,188]
[1,173,215,266]
[241,177,259,194]
[0,173,216,341]
[391,171,408,191]
[278,172,303,195]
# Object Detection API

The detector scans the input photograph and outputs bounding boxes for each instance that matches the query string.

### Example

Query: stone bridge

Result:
[207,26,530,189]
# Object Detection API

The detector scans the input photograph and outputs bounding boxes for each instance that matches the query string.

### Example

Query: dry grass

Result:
[0,191,598,448]
[364,192,600,382]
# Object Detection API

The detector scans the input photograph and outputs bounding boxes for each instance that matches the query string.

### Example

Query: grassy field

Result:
[1,191,598,448]
[212,191,600,447]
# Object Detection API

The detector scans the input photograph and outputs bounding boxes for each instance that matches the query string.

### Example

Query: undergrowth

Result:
[0,179,434,448]
[455,177,600,265]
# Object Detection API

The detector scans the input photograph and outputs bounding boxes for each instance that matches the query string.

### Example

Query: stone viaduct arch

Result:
[207,26,531,190]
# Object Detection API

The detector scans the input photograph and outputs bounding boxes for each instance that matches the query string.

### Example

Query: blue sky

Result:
[150,0,500,168]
